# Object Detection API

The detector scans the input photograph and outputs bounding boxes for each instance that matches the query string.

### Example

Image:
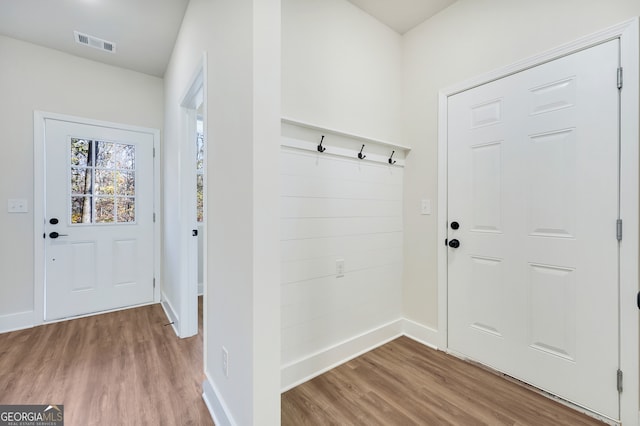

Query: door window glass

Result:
[70,138,136,224]
[196,117,204,223]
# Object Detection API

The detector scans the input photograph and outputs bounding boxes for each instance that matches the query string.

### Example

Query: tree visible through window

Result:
[70,138,136,224]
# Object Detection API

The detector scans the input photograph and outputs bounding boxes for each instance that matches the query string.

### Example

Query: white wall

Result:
[282,0,403,144]
[402,0,640,330]
[0,35,163,332]
[163,0,280,424]
[280,123,404,388]
[280,0,405,388]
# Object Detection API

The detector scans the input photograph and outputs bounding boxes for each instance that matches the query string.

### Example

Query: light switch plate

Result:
[8,199,28,213]
[421,199,431,215]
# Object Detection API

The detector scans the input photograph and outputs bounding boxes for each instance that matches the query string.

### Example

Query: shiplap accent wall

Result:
[280,121,405,384]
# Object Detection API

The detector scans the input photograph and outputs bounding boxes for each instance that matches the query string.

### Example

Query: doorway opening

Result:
[175,55,207,339]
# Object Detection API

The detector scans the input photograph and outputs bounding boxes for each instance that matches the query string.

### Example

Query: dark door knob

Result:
[49,218,59,225]
[448,239,460,248]
[49,232,68,239]
[192,229,198,236]
[451,221,459,230]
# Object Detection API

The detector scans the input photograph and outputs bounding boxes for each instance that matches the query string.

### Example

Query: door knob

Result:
[192,229,198,236]
[450,221,460,230]
[49,232,68,239]
[49,218,59,225]
[448,239,460,248]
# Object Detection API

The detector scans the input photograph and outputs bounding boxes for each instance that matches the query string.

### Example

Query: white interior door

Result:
[447,39,620,419]
[44,119,155,321]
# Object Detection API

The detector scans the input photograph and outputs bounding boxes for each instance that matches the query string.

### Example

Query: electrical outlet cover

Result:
[336,259,345,278]
[222,346,229,377]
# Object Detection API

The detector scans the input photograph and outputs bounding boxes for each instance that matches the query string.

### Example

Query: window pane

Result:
[95,197,115,223]
[71,196,92,224]
[117,198,135,223]
[71,168,91,195]
[95,141,115,168]
[116,171,135,196]
[114,143,136,169]
[197,174,204,222]
[196,132,204,170]
[196,116,204,222]
[71,139,91,167]
[95,170,115,195]
[96,141,135,169]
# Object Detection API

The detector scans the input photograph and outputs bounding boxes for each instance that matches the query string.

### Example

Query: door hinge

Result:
[153,213,156,223]
[617,369,623,393]
[153,278,156,289]
[617,67,623,90]
[616,218,622,241]
[153,147,156,158]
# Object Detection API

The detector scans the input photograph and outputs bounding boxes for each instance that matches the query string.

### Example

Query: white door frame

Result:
[172,54,207,339]
[33,111,161,325]
[437,18,639,424]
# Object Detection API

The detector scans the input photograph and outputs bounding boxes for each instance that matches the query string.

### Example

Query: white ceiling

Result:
[0,0,189,77]
[347,0,458,34]
[0,0,454,78]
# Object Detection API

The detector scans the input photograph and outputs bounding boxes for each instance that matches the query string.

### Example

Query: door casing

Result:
[34,111,161,324]
[437,18,639,424]
[164,52,207,339]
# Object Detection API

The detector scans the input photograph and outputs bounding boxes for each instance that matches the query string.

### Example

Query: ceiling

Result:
[348,0,457,34]
[0,0,454,78]
[0,0,189,77]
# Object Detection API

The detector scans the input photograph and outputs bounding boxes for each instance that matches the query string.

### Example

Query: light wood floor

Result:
[0,298,213,426]
[1,305,608,426]
[282,336,607,426]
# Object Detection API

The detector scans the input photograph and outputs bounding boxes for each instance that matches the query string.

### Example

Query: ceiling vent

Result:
[73,31,116,53]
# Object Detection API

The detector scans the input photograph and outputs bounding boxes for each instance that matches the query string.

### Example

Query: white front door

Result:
[447,39,620,419]
[44,119,155,320]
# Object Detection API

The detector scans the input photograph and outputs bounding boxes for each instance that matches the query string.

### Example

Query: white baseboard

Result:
[281,319,404,392]
[402,318,440,349]
[160,293,179,337]
[0,310,34,334]
[202,373,235,426]
[280,318,444,393]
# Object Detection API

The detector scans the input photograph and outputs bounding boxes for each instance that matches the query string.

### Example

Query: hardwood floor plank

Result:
[282,336,607,426]
[0,298,212,426]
